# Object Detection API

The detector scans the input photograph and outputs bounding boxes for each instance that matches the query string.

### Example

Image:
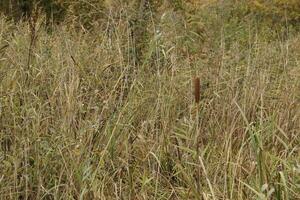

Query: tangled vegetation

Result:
[0,0,299,199]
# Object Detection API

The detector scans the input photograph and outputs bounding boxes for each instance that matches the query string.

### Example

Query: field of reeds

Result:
[0,1,299,199]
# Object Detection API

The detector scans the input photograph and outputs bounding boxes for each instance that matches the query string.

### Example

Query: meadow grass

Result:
[0,1,299,199]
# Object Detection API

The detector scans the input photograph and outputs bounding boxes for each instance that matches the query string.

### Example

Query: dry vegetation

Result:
[0,0,299,199]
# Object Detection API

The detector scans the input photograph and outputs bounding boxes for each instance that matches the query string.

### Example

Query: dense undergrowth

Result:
[0,1,299,199]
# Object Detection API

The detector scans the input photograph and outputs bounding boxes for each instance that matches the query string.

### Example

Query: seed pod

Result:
[194,77,200,104]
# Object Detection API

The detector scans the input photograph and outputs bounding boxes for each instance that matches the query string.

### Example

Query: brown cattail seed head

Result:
[194,77,200,104]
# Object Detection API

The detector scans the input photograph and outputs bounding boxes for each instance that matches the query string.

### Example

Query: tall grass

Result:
[0,1,299,199]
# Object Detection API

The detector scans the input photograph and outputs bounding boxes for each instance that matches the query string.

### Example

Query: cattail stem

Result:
[194,77,200,104]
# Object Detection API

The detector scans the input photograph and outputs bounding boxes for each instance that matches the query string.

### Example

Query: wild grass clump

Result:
[249,0,300,22]
[0,1,299,199]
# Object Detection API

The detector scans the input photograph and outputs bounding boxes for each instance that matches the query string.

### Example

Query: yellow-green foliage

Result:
[249,0,300,21]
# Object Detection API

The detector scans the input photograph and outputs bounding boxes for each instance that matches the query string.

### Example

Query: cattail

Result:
[194,77,200,104]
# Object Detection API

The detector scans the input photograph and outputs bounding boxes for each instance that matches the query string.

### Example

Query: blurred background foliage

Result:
[0,0,66,24]
[0,0,299,67]
[0,0,299,26]
[249,0,300,23]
